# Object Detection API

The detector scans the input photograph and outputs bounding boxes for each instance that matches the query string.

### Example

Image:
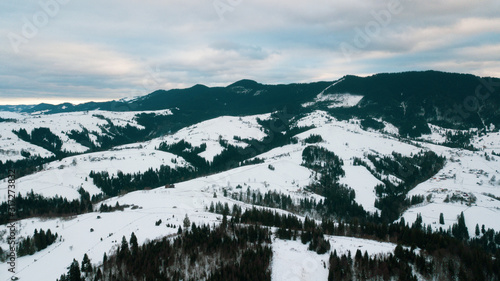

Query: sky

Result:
[1,0,500,105]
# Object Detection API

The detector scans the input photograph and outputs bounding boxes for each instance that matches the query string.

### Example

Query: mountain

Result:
[325,71,500,130]
[0,104,35,112]
[1,71,500,281]
[9,71,500,137]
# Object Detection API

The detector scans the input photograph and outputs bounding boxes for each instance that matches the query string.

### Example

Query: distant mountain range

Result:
[3,71,500,134]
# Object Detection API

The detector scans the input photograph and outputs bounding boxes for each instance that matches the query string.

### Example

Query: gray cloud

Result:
[1,0,499,104]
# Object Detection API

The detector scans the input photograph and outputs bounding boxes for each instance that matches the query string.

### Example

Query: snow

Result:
[271,235,396,281]
[0,109,173,162]
[417,124,474,146]
[402,140,500,235]
[302,79,363,109]
[145,114,270,162]
[339,165,382,213]
[0,181,224,281]
[271,238,330,281]
[473,131,500,153]
[0,148,187,202]
[0,177,398,281]
[296,110,335,128]
[302,78,363,108]
[382,121,399,135]
[325,94,363,108]
[1,109,500,281]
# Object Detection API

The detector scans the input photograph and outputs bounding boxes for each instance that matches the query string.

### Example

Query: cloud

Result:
[0,0,499,104]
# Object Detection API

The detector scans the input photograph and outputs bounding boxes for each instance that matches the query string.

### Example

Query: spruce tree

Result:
[452,212,469,240]
[119,236,129,260]
[130,232,138,256]
[183,214,191,229]
[68,259,82,281]
[81,253,92,275]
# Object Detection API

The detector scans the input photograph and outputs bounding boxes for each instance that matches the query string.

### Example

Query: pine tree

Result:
[81,253,92,275]
[130,232,138,256]
[452,212,469,240]
[183,214,191,229]
[222,213,228,229]
[439,213,445,225]
[94,268,102,281]
[118,236,129,262]
[68,259,82,281]
[413,213,423,229]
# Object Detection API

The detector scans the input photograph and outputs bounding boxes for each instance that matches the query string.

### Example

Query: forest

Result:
[0,188,93,224]
[207,205,500,281]
[57,223,273,281]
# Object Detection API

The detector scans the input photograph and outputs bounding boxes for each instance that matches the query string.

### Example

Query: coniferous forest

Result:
[57,223,272,281]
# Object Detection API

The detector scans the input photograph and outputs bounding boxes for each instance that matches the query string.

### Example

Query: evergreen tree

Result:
[81,253,92,275]
[68,259,82,281]
[183,214,191,229]
[118,236,130,261]
[439,213,445,225]
[94,268,102,281]
[452,212,469,240]
[413,213,423,229]
[130,232,138,256]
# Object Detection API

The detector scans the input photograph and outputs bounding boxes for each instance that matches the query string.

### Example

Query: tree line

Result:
[209,204,500,280]
[0,188,93,224]
[58,223,272,281]
[17,228,59,257]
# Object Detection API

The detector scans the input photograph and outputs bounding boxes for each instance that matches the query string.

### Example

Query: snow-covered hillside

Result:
[0,147,187,202]
[1,109,500,280]
[0,109,172,162]
[145,114,270,161]
[402,139,500,236]
[0,174,399,281]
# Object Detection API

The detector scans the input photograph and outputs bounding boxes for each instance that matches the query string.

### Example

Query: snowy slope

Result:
[0,109,172,161]
[302,79,363,109]
[291,112,421,212]
[145,114,270,161]
[0,173,397,281]
[402,134,500,236]
[0,147,187,202]
[271,236,396,281]
[1,109,500,281]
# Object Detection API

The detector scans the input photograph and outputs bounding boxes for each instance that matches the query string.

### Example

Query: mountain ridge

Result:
[3,71,496,132]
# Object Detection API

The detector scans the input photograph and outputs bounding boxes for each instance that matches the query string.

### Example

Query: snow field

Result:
[0,148,186,202]
[0,109,172,162]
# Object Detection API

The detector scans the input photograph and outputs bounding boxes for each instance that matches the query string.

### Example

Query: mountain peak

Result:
[228,79,261,88]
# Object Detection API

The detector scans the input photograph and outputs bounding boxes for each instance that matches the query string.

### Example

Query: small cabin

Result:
[165,184,175,189]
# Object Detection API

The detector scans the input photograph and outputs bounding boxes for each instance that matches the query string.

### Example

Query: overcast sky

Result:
[1,0,499,105]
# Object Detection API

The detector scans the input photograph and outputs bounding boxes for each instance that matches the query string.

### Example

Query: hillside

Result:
[1,71,500,281]
[2,71,498,134]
